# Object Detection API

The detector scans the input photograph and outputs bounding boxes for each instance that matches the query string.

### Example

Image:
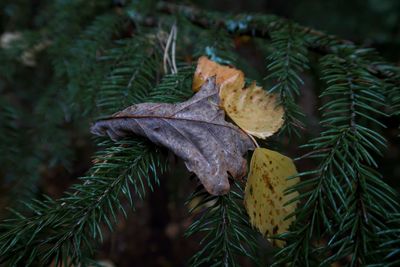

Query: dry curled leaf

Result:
[193,56,284,138]
[244,148,299,247]
[91,77,255,195]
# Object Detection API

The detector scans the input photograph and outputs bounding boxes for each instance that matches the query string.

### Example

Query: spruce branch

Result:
[0,63,195,266]
[64,12,126,115]
[0,138,166,266]
[194,28,237,65]
[383,65,400,130]
[0,99,42,215]
[155,2,399,84]
[274,47,400,266]
[377,213,400,266]
[95,36,160,114]
[45,0,112,79]
[1,1,400,266]
[185,182,260,267]
[265,23,309,136]
[148,64,195,103]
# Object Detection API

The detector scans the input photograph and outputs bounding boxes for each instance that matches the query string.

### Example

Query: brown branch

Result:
[155,1,399,82]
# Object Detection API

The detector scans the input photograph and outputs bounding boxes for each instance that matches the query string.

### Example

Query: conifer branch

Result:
[0,138,166,266]
[185,182,259,267]
[274,47,400,266]
[1,2,399,266]
[0,61,194,265]
[265,23,309,135]
[0,98,42,215]
[95,36,160,114]
[156,2,399,84]
[384,65,400,130]
[64,12,126,115]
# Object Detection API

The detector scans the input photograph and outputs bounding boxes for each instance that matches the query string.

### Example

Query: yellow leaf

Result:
[220,82,284,139]
[193,56,284,139]
[244,148,299,247]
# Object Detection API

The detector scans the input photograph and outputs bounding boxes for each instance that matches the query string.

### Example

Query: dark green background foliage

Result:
[0,0,399,266]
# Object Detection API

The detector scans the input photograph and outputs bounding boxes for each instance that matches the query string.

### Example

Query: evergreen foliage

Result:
[186,182,259,267]
[385,66,400,127]
[265,23,309,136]
[0,137,166,266]
[0,1,399,266]
[274,47,400,266]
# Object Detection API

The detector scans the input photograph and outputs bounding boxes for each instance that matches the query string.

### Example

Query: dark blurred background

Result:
[0,0,399,266]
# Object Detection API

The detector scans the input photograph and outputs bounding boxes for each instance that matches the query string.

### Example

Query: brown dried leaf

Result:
[91,77,255,195]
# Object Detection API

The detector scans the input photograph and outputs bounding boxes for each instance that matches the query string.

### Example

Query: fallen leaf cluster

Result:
[91,56,299,245]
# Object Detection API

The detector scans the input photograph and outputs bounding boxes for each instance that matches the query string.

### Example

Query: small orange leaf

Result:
[192,56,244,93]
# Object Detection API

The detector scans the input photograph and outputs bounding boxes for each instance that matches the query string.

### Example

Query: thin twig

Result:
[157,35,172,73]
[163,25,175,74]
[171,23,178,74]
[247,133,260,148]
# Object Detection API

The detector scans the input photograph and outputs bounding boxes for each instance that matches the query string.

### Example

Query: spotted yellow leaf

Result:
[244,148,299,247]
[193,56,284,139]
[220,82,284,139]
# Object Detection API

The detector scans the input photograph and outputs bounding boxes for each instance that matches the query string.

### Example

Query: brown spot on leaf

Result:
[262,174,275,192]
[273,226,279,234]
